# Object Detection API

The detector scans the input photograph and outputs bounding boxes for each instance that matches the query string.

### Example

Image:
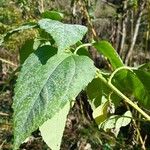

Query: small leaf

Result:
[75,42,91,58]
[93,100,109,125]
[86,78,110,109]
[42,11,64,21]
[135,63,150,93]
[40,101,71,150]
[115,111,132,130]
[102,115,117,131]
[114,111,132,136]
[13,48,96,149]
[99,111,132,137]
[38,19,87,52]
[94,41,124,70]
[86,78,104,109]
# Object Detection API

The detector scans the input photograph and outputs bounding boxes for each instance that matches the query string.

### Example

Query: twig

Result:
[0,57,17,67]
[0,140,6,150]
[0,112,9,116]
[125,104,146,150]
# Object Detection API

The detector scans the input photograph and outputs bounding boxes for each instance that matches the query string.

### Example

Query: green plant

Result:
[1,11,150,150]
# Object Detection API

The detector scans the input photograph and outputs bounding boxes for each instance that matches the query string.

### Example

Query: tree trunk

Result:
[124,1,146,65]
[118,0,128,57]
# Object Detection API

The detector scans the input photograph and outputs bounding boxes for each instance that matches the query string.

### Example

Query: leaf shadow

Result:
[34,45,58,65]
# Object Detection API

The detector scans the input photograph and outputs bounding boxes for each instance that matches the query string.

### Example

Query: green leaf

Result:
[76,47,91,57]
[133,69,150,94]
[40,101,71,150]
[100,111,132,137]
[86,78,109,109]
[114,111,132,136]
[135,63,150,93]
[75,42,91,58]
[111,68,150,109]
[38,19,87,53]
[93,100,109,125]
[13,48,96,149]
[101,115,117,131]
[0,23,37,45]
[115,111,132,130]
[42,11,64,21]
[86,77,121,109]
[94,41,124,70]
[138,63,150,72]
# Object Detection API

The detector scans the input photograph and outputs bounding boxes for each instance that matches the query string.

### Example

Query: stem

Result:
[74,43,92,54]
[108,66,136,84]
[0,112,9,116]
[96,71,150,121]
[125,103,146,150]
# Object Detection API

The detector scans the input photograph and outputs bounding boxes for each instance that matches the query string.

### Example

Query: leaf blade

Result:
[13,48,96,149]
[38,19,87,52]
[39,101,71,150]
[111,68,150,109]
[94,41,124,69]
[41,10,64,21]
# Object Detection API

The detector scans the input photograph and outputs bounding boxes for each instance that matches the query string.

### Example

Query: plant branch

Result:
[125,103,146,150]
[0,57,17,67]
[74,43,92,54]
[96,71,150,121]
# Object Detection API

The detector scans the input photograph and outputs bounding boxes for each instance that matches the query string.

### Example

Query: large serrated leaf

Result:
[94,41,124,70]
[13,47,96,149]
[38,19,87,52]
[39,101,71,150]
